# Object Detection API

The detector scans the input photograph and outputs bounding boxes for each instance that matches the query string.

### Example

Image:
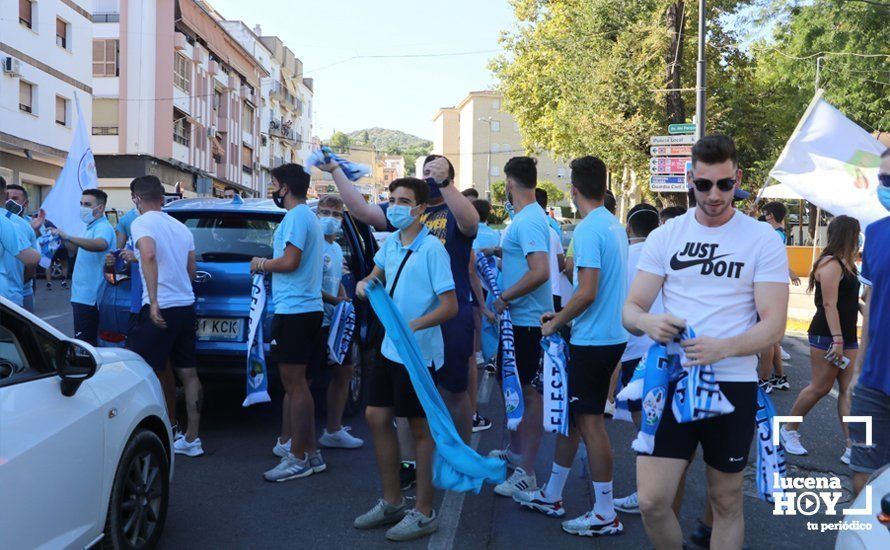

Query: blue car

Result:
[97,197,380,416]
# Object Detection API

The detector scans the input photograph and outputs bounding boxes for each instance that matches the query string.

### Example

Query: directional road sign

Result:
[650,134,696,146]
[668,123,696,134]
[650,145,692,157]
[649,175,687,193]
[650,156,692,175]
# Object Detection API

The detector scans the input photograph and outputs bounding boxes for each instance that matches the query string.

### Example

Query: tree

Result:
[490,180,506,203]
[538,180,566,206]
[329,130,351,152]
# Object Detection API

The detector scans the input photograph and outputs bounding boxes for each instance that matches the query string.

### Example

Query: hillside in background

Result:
[345,127,432,152]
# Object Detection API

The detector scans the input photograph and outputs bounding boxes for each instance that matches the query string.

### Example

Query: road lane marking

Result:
[428,372,495,550]
[42,314,66,321]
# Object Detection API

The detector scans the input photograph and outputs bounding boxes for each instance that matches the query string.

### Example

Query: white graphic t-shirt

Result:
[636,209,789,382]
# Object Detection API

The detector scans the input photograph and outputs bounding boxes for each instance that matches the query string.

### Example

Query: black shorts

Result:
[620,357,644,413]
[650,380,757,473]
[127,305,196,372]
[498,325,543,386]
[72,303,100,346]
[437,305,474,393]
[568,343,626,415]
[271,312,324,376]
[368,357,433,418]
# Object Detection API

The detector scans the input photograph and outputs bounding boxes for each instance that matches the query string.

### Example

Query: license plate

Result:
[195,317,243,341]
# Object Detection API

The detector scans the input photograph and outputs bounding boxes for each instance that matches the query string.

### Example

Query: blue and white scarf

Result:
[327,301,356,365]
[36,226,61,269]
[305,146,371,182]
[755,387,787,503]
[242,273,271,407]
[670,327,735,423]
[481,291,499,364]
[540,334,569,436]
[475,252,524,430]
[366,280,506,492]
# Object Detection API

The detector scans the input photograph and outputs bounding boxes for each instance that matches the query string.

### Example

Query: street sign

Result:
[650,134,696,146]
[649,175,687,193]
[668,123,696,135]
[650,156,692,175]
[650,145,692,156]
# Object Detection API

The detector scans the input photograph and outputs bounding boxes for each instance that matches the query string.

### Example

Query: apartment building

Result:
[382,155,405,187]
[217,21,314,197]
[311,146,384,199]
[90,0,267,208]
[432,91,571,203]
[0,0,93,207]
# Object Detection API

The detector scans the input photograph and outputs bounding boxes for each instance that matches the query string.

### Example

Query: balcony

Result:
[269,119,295,141]
[93,13,120,22]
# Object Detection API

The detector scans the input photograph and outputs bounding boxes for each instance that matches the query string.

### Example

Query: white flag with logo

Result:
[41,94,98,236]
[769,90,888,228]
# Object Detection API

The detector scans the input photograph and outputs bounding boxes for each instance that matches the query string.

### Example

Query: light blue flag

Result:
[243,273,271,407]
[40,94,98,238]
[475,252,524,430]
[327,301,356,365]
[305,146,371,182]
[36,227,61,269]
[366,280,506,492]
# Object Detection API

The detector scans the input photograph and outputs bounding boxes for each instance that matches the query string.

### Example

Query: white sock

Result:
[592,481,615,518]
[279,438,291,449]
[542,464,571,501]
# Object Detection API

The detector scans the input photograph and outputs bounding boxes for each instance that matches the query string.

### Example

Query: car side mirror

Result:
[56,340,98,397]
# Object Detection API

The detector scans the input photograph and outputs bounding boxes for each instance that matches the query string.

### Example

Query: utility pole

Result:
[694,0,706,141]
[479,117,494,199]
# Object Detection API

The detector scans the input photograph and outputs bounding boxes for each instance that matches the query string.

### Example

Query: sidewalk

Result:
[788,283,816,332]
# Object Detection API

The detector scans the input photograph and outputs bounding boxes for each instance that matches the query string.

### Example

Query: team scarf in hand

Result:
[365,280,506,492]
[327,301,356,365]
[670,327,735,423]
[304,146,371,182]
[755,386,787,503]
[242,273,271,407]
[540,334,569,436]
[475,251,524,430]
[480,291,499,364]
[36,226,61,269]
[629,344,677,454]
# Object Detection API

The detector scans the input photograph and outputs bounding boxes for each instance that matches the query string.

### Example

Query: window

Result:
[55,96,68,126]
[56,18,69,49]
[490,166,500,177]
[492,98,501,110]
[173,54,191,92]
[242,145,253,173]
[19,0,33,29]
[92,39,119,77]
[491,120,501,132]
[173,109,191,146]
[242,102,254,130]
[169,213,280,262]
[213,89,222,111]
[92,98,119,135]
[491,143,500,153]
[19,81,33,114]
[0,305,64,387]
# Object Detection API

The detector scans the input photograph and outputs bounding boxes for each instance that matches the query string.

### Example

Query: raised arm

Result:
[320,164,387,230]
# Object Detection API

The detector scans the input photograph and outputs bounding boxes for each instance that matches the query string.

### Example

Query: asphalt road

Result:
[35,284,852,549]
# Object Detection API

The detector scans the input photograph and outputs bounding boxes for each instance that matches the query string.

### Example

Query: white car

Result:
[0,297,173,549]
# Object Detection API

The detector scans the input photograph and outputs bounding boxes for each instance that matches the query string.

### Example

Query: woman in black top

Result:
[781,216,861,463]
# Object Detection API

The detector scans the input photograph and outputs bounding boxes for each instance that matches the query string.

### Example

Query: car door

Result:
[0,304,105,549]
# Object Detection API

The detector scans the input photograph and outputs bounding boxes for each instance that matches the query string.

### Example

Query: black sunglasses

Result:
[879,173,890,188]
[692,178,736,193]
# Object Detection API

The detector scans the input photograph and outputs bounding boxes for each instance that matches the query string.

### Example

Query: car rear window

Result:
[169,212,281,262]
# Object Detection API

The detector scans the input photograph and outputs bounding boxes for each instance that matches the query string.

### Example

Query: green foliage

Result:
[490,180,506,203]
[538,180,566,205]
[329,130,351,152]
[345,127,432,152]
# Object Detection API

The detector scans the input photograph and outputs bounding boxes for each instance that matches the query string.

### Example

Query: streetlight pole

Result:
[695,0,706,141]
[479,117,493,199]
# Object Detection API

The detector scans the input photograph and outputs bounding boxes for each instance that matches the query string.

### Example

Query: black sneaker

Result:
[770,375,790,391]
[61,280,68,289]
[484,362,497,375]
[758,378,773,394]
[531,368,544,394]
[689,519,711,548]
[399,461,416,491]
[46,282,52,291]
[472,412,492,433]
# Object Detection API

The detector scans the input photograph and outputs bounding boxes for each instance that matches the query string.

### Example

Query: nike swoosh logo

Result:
[669,252,731,271]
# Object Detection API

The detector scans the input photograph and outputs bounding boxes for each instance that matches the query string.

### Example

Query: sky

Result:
[208,0,515,141]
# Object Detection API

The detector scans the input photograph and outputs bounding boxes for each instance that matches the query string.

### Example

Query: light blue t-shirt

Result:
[570,207,629,346]
[272,204,324,315]
[117,208,139,241]
[472,223,501,252]
[501,202,552,326]
[547,215,563,237]
[71,216,115,306]
[1,213,32,304]
[321,239,344,327]
[374,226,455,368]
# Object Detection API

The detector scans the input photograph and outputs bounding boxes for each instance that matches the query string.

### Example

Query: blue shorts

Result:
[808,334,858,351]
[438,304,474,393]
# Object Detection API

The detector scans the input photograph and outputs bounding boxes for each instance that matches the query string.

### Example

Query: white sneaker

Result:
[780,426,808,456]
[780,347,791,361]
[319,426,364,449]
[174,436,204,457]
[489,447,522,469]
[604,399,616,417]
[475,351,485,366]
[614,492,640,514]
[494,467,536,497]
[841,447,851,465]
[273,438,291,458]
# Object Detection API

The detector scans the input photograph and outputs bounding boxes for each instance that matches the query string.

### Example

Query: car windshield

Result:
[169,212,281,262]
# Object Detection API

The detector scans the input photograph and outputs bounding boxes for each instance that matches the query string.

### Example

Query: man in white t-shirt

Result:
[623,135,789,549]
[536,189,567,311]
[126,176,204,458]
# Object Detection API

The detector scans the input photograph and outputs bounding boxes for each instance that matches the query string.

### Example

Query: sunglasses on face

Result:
[879,173,890,188]
[692,177,736,193]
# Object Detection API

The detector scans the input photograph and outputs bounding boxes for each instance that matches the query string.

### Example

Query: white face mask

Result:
[80,206,96,224]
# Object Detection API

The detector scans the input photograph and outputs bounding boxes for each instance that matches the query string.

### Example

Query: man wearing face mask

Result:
[3,182,39,311]
[319,155,479,451]
[849,147,890,495]
[0,177,41,305]
[50,189,115,345]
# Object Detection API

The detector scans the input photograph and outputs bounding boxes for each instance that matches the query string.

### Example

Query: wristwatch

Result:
[431,177,451,189]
